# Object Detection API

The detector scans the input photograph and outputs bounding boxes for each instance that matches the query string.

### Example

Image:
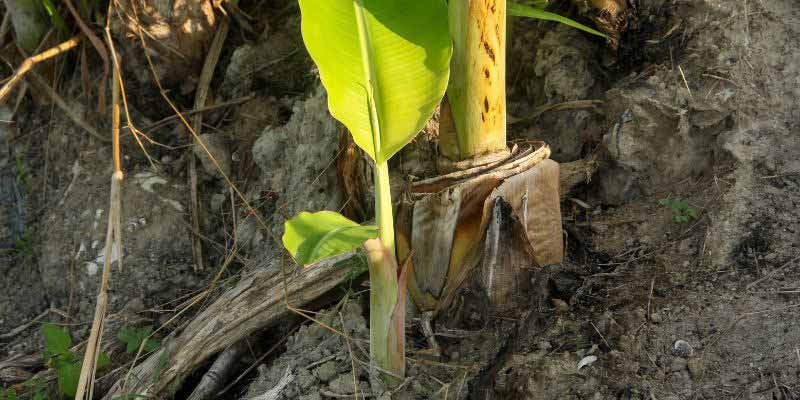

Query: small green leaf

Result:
[508,1,608,38]
[3,389,16,400]
[57,362,81,397]
[118,325,158,353]
[283,211,378,265]
[97,352,111,369]
[658,198,670,206]
[42,323,72,358]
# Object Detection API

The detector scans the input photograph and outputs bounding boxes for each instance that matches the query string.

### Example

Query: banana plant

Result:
[283,0,606,381]
[282,0,451,381]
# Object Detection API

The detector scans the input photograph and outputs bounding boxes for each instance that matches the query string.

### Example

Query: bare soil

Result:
[1,0,799,399]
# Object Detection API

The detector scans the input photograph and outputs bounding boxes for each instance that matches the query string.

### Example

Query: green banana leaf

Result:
[508,1,608,39]
[298,0,451,163]
[283,211,378,265]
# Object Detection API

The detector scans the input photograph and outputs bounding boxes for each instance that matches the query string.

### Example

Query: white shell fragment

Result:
[577,355,598,371]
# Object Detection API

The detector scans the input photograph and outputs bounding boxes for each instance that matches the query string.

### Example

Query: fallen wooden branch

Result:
[102,252,354,399]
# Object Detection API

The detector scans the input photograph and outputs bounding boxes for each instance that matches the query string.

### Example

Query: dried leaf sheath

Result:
[397,141,563,315]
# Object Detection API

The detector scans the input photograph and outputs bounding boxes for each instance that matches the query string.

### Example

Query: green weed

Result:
[41,323,109,398]
[117,325,160,354]
[14,227,34,257]
[1,388,17,400]
[14,153,31,194]
[658,196,699,223]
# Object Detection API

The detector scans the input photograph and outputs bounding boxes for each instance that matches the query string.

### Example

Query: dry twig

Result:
[0,36,82,103]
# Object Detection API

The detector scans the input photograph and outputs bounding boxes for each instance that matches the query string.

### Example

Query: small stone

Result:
[649,312,662,324]
[193,133,231,178]
[551,298,570,312]
[315,361,338,382]
[654,369,666,380]
[537,341,552,351]
[654,287,672,297]
[687,358,705,379]
[328,374,358,394]
[671,340,693,357]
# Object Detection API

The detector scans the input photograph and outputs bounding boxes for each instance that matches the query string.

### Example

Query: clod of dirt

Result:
[193,133,231,179]
[220,22,312,100]
[515,24,604,161]
[111,0,218,90]
[243,301,372,400]
[533,25,598,102]
[596,68,732,205]
[251,86,342,235]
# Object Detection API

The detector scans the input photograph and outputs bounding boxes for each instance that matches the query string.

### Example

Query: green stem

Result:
[354,0,402,383]
[374,161,395,257]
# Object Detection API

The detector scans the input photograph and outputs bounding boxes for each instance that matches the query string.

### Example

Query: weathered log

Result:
[102,253,354,399]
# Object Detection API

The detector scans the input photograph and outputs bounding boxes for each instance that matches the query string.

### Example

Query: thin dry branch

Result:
[188,17,230,272]
[63,0,110,113]
[0,35,82,103]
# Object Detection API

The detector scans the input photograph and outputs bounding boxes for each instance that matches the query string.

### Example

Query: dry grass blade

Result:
[73,26,124,398]
[509,100,604,125]
[141,96,254,131]
[27,71,109,142]
[63,0,110,113]
[74,175,122,400]
[188,17,230,272]
[0,35,82,103]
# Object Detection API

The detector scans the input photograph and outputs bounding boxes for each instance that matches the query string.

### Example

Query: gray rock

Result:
[671,340,694,358]
[315,361,338,383]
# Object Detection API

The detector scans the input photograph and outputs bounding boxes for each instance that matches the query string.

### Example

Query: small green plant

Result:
[15,153,31,193]
[1,388,17,400]
[14,227,34,257]
[41,323,109,398]
[658,196,699,223]
[117,325,160,353]
[22,376,46,400]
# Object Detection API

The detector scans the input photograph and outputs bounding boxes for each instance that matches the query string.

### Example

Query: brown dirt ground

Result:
[1,0,798,399]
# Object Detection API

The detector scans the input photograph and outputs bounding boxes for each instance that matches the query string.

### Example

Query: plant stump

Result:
[396,141,563,320]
